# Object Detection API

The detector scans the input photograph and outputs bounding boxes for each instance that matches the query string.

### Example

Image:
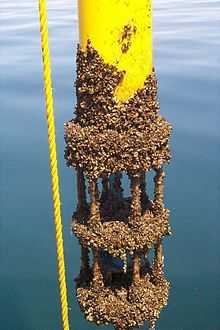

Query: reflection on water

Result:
[0,0,219,329]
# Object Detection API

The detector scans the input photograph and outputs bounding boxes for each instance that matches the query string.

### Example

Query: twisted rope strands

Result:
[38,1,70,329]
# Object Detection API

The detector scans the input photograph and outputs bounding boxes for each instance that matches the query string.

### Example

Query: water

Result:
[0,1,219,329]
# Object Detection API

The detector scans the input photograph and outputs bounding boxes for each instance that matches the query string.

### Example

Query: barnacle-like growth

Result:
[65,42,172,330]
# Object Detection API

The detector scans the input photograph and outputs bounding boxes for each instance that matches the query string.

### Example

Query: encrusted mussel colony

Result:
[64,41,172,330]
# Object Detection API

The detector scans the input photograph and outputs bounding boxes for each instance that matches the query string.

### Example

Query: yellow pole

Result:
[78,0,153,102]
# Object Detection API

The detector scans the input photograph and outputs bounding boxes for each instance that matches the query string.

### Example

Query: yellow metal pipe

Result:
[78,0,153,102]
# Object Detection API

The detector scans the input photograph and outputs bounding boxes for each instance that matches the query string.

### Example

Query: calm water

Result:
[0,1,219,329]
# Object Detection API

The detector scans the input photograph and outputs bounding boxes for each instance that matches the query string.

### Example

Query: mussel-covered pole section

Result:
[64,0,172,329]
